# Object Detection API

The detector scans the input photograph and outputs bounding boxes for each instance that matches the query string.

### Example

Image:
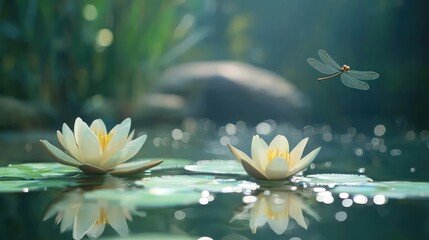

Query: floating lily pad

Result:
[84,188,201,207]
[150,158,194,171]
[333,181,429,199]
[184,160,246,175]
[102,233,195,240]
[0,179,76,192]
[0,163,79,179]
[292,174,373,186]
[136,175,259,193]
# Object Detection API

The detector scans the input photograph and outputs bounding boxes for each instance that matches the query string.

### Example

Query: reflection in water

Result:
[232,191,320,235]
[43,178,143,240]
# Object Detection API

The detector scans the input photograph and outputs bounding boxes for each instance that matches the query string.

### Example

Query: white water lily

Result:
[40,117,162,175]
[228,135,321,180]
[44,188,144,240]
[231,191,320,235]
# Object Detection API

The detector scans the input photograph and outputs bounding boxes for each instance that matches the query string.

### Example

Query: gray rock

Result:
[142,61,309,125]
[0,96,56,129]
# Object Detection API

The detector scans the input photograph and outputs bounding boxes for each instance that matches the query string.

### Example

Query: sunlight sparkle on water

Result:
[242,195,257,203]
[354,148,364,156]
[373,194,387,205]
[172,128,183,140]
[316,191,334,204]
[225,123,237,135]
[374,124,386,137]
[406,130,416,141]
[342,199,353,207]
[174,210,186,220]
[390,149,402,156]
[353,194,368,204]
[198,237,213,240]
[256,122,271,135]
[335,211,347,222]
[339,192,349,199]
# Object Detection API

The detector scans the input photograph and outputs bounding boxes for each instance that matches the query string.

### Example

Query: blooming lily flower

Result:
[231,191,320,234]
[43,187,143,240]
[228,135,321,180]
[40,117,162,175]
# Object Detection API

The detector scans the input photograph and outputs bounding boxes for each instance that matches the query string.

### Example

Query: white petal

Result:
[78,122,103,165]
[109,159,162,175]
[289,198,307,229]
[109,118,131,135]
[106,120,132,154]
[86,223,105,238]
[90,119,107,135]
[105,134,147,168]
[40,140,82,167]
[227,144,266,179]
[127,130,135,143]
[43,206,58,221]
[227,144,253,163]
[251,135,269,170]
[79,164,107,174]
[265,157,289,180]
[268,216,289,235]
[240,158,269,180]
[74,117,83,147]
[60,207,78,233]
[268,135,289,155]
[106,206,130,237]
[62,123,81,160]
[249,197,268,234]
[289,137,309,167]
[73,203,99,240]
[57,130,66,149]
[289,147,321,176]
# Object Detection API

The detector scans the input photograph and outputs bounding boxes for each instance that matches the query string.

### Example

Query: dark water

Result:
[1,121,429,240]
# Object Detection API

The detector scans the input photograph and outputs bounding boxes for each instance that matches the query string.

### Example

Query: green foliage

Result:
[0,0,191,119]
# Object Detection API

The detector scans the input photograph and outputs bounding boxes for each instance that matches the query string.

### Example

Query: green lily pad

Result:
[184,160,246,175]
[150,158,194,171]
[135,175,259,193]
[0,179,76,192]
[0,163,79,179]
[102,233,195,240]
[292,174,373,186]
[333,181,429,199]
[84,188,201,207]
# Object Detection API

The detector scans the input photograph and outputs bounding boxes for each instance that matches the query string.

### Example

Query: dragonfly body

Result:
[307,50,379,90]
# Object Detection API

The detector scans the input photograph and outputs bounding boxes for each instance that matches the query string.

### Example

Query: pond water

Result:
[1,120,429,240]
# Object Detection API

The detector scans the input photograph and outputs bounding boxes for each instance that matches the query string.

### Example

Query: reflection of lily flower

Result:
[40,117,162,175]
[232,191,320,235]
[44,188,143,240]
[228,135,320,180]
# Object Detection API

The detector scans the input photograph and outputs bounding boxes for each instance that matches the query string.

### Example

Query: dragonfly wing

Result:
[347,70,380,80]
[307,58,338,74]
[341,72,369,90]
[318,49,341,69]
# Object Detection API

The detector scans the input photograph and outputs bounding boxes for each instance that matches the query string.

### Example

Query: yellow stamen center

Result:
[265,206,287,221]
[96,208,109,225]
[92,130,113,152]
[266,148,289,162]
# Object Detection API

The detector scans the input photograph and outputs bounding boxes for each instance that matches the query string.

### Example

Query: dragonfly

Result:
[307,49,379,90]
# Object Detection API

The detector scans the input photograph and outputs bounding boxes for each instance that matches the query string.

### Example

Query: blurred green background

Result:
[0,0,428,130]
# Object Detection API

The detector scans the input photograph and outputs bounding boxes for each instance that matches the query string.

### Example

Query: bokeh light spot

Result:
[374,124,386,137]
[83,4,97,21]
[335,211,347,222]
[96,28,114,47]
